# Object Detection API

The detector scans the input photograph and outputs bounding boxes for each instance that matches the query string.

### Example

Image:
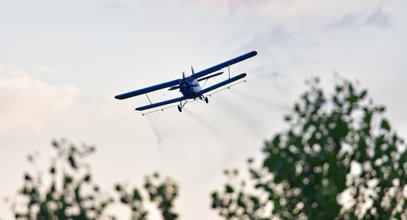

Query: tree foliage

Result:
[12,140,113,220]
[144,173,178,220]
[114,172,178,220]
[211,78,407,219]
[11,139,179,220]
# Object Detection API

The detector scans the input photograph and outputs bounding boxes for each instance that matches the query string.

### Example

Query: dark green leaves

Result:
[143,174,179,220]
[381,119,391,131]
[13,140,112,220]
[24,173,32,181]
[225,184,234,193]
[211,77,407,220]
[12,140,179,220]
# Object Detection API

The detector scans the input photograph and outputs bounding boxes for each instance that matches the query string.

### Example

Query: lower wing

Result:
[135,97,186,111]
[201,73,247,94]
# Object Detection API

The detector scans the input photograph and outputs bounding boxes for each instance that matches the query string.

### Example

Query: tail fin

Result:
[191,66,195,75]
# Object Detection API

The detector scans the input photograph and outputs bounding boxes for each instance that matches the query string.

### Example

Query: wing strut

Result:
[145,94,152,104]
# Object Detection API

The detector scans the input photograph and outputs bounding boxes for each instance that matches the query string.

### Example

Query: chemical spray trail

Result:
[202,94,263,171]
[211,94,262,136]
[146,113,167,147]
[248,71,292,96]
[184,109,218,136]
[199,96,250,176]
[155,111,185,151]
[229,89,290,111]
[183,108,218,158]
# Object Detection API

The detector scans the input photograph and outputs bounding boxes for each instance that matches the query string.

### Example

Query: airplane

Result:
[115,51,257,113]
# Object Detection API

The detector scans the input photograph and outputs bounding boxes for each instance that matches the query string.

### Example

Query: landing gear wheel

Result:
[178,105,182,112]
[205,97,209,103]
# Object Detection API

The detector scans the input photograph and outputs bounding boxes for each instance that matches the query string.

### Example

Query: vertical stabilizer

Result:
[191,66,195,75]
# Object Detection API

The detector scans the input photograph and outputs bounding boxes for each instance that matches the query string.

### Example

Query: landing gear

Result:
[178,100,186,112]
[199,95,209,104]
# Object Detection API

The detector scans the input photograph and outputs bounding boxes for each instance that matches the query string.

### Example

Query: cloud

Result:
[364,7,391,28]
[245,26,297,51]
[329,13,363,28]
[36,65,55,73]
[0,66,80,135]
[328,6,392,29]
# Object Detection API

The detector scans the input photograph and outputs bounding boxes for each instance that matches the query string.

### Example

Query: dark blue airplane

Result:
[115,51,257,112]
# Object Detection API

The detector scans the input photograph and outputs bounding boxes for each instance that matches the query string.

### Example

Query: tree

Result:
[11,139,179,220]
[143,173,178,220]
[211,78,407,219]
[115,172,178,220]
[12,140,114,220]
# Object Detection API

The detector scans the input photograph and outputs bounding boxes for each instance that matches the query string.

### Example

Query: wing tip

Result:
[114,95,124,100]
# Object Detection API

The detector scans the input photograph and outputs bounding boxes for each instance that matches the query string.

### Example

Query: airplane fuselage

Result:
[179,77,202,99]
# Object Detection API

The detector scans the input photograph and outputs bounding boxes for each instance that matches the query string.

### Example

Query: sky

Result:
[1,0,407,219]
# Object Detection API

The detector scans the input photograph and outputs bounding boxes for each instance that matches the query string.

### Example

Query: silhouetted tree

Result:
[115,173,178,220]
[11,139,179,220]
[143,173,178,220]
[211,78,407,219]
[12,140,114,220]
[115,183,148,220]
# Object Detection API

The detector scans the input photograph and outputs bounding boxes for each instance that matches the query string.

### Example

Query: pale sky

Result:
[1,0,407,219]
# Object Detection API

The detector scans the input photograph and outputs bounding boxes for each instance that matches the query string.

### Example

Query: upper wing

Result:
[192,51,257,80]
[201,73,247,94]
[115,79,179,100]
[135,96,186,111]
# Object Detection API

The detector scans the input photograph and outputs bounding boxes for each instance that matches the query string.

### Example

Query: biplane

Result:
[115,51,257,113]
